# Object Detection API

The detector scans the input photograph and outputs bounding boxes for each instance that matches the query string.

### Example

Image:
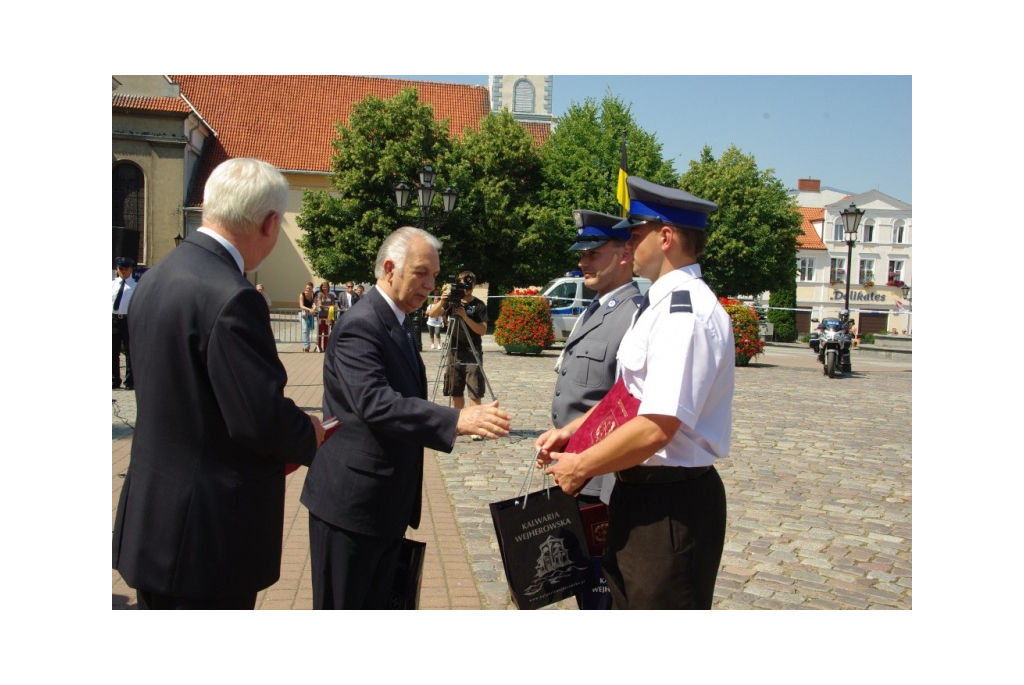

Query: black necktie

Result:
[402,316,417,355]
[582,298,601,325]
[633,293,651,324]
[113,279,126,312]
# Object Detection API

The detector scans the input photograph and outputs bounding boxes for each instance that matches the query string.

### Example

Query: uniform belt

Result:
[113,313,126,319]
[615,465,710,484]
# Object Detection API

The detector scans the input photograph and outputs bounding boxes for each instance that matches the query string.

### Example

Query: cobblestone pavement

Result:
[113,336,911,610]
[428,340,911,610]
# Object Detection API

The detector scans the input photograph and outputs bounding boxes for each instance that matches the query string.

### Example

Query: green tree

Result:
[537,94,677,277]
[680,145,803,298]
[766,282,798,342]
[297,88,454,283]
[442,109,544,311]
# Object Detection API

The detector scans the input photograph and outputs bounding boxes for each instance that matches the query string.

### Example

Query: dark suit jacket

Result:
[300,286,459,538]
[112,231,317,598]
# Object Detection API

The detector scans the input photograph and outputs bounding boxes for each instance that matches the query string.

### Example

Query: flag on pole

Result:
[616,133,629,216]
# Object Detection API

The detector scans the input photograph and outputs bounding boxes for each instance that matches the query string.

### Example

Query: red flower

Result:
[494,292,554,348]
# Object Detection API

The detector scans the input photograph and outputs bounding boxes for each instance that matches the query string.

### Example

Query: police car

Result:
[542,272,652,343]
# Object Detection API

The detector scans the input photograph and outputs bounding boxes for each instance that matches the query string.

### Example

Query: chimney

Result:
[798,178,821,192]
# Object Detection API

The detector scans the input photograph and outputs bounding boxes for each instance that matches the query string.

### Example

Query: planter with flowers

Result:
[719,297,765,366]
[494,291,553,354]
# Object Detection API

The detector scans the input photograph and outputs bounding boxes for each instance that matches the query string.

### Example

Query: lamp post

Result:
[901,284,911,335]
[393,165,459,350]
[839,203,864,322]
[393,165,459,230]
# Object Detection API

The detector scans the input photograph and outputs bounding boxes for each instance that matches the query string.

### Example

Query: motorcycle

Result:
[809,315,853,378]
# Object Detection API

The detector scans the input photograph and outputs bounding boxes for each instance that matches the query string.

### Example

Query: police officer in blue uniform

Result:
[551,210,644,506]
[536,177,734,609]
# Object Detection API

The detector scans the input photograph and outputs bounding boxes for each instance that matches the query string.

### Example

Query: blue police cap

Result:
[570,209,632,251]
[612,176,717,231]
[115,257,135,268]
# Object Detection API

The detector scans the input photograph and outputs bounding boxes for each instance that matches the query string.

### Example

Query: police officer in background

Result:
[112,256,137,390]
[536,176,734,609]
[551,210,643,506]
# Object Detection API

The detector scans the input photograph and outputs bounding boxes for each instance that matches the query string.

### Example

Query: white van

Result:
[541,273,652,343]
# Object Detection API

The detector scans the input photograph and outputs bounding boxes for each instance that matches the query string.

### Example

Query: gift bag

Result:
[576,556,613,610]
[385,538,426,609]
[490,485,590,610]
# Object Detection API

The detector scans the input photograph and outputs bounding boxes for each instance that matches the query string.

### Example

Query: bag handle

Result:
[516,447,554,509]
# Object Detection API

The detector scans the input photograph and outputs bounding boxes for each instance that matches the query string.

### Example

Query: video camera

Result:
[445,274,475,308]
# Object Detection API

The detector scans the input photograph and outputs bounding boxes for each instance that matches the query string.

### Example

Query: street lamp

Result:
[394,165,459,230]
[901,284,911,335]
[839,202,864,322]
[174,233,184,247]
[393,165,459,351]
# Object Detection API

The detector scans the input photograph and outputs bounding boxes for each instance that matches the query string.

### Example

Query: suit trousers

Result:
[308,513,402,609]
[136,589,256,610]
[112,315,132,387]
[602,466,726,609]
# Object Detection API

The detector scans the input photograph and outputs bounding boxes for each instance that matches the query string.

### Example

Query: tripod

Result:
[430,310,495,404]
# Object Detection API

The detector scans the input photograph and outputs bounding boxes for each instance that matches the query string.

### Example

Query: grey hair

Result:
[374,226,443,279]
[202,158,289,235]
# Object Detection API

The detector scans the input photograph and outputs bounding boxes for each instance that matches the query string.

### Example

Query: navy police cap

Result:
[115,256,135,268]
[570,209,632,251]
[612,176,717,231]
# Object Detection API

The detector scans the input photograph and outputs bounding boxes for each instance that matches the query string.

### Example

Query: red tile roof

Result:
[112,94,193,114]
[168,75,502,206]
[519,121,553,146]
[170,75,492,173]
[797,207,827,250]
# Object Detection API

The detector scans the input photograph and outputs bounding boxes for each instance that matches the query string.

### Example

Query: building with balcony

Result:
[790,178,912,335]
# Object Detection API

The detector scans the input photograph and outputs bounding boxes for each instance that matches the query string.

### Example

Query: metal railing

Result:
[269,308,430,349]
[269,309,305,343]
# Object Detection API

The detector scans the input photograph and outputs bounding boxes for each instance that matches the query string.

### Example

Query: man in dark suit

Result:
[301,226,512,609]
[112,158,326,610]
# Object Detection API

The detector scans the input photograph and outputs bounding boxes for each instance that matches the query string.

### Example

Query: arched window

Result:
[862,219,875,243]
[893,219,906,244]
[513,79,535,113]
[113,163,144,265]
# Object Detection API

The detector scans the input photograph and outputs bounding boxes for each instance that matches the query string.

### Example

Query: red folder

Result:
[286,417,340,475]
[579,502,609,556]
[565,378,640,454]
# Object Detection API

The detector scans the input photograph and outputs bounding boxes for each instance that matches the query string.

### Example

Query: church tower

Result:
[488,75,554,126]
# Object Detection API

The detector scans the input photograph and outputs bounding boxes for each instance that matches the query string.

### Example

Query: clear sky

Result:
[382,75,912,204]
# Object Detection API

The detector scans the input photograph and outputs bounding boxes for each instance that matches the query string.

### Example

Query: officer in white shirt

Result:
[536,176,734,609]
[112,256,137,389]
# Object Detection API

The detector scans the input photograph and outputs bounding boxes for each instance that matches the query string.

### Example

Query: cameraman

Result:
[427,271,487,414]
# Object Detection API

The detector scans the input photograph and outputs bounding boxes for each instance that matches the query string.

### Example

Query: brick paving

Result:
[113,335,911,610]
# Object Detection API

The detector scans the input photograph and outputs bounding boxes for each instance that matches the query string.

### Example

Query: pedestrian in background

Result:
[426,293,443,349]
[112,256,137,390]
[298,281,316,352]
